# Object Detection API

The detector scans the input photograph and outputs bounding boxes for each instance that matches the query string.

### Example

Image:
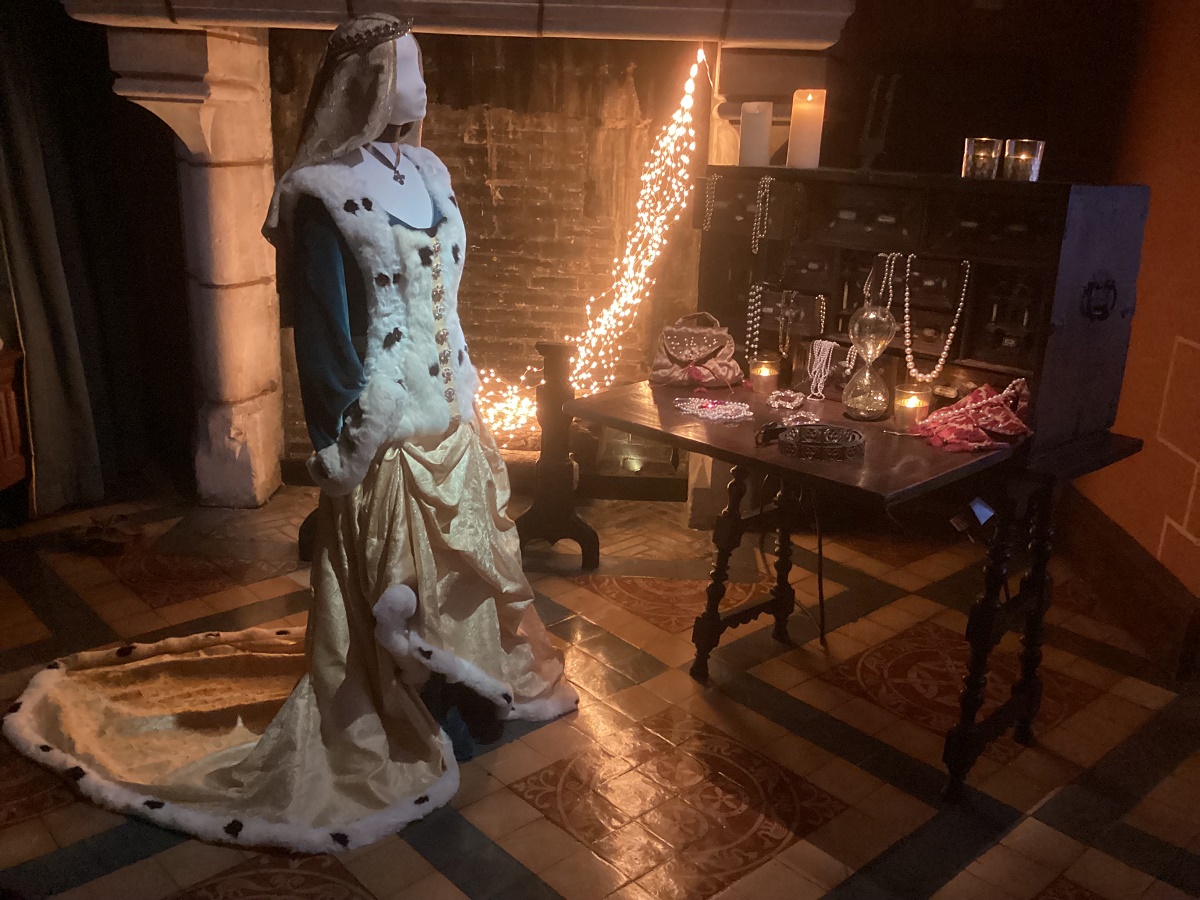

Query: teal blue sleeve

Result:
[292,196,367,451]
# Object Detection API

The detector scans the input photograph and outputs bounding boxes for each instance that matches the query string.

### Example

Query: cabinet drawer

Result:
[809,185,923,250]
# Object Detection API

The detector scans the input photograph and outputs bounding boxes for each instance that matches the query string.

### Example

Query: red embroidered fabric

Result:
[912,381,1033,452]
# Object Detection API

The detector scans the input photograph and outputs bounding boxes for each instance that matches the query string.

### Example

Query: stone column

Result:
[107,27,282,507]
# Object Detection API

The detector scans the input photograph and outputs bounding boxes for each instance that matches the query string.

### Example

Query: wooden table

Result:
[564,381,1140,799]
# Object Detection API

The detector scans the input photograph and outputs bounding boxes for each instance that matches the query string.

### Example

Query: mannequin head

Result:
[390,33,426,126]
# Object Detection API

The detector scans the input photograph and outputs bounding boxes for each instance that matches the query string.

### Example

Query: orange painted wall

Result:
[1077,0,1200,595]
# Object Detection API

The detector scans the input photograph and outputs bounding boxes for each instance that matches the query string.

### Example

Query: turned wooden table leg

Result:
[943,502,1017,800]
[690,466,748,682]
[1014,481,1056,745]
[771,482,800,642]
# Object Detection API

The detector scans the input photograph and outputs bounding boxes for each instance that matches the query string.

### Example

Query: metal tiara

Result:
[328,17,414,57]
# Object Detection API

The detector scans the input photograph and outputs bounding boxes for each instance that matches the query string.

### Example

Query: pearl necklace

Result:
[767,390,805,409]
[922,378,1026,427]
[746,283,765,359]
[703,174,720,232]
[674,397,754,423]
[864,252,902,310]
[807,339,837,400]
[751,175,773,255]
[903,255,970,383]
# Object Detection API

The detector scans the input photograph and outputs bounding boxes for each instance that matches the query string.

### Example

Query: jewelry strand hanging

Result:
[746,283,765,359]
[751,175,774,254]
[903,255,971,383]
[862,252,902,309]
[778,291,794,357]
[807,339,836,400]
[702,174,720,232]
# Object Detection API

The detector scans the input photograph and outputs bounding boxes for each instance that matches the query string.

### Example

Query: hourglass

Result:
[842,304,897,421]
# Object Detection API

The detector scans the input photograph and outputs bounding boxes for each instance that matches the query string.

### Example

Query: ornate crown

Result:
[328,16,414,58]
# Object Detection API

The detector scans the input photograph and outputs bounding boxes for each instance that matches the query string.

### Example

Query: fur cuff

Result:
[309,377,409,496]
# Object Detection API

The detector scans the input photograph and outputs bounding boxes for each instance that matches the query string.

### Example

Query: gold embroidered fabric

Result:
[4,420,570,850]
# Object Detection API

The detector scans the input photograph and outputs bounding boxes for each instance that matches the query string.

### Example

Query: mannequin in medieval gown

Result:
[2,15,576,854]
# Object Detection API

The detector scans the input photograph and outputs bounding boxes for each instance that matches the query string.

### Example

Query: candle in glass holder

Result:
[893,384,932,431]
[749,354,781,394]
[961,137,1002,179]
[785,89,826,169]
[1003,139,1045,182]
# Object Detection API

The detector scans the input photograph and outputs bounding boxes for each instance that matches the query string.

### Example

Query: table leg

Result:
[690,466,748,682]
[771,482,800,642]
[1014,482,1055,745]
[943,503,1016,800]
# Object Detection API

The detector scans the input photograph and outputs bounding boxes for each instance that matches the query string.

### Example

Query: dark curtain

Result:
[0,0,194,516]
[0,4,105,514]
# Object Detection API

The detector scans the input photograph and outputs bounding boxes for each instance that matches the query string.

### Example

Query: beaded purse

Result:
[649,313,744,388]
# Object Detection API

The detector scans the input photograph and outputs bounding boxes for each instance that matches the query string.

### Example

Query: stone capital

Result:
[106,26,270,161]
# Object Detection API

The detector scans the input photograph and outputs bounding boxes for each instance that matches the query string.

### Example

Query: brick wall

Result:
[421,105,619,376]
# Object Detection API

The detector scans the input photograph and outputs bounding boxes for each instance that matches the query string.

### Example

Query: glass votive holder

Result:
[893,383,933,431]
[1003,139,1045,182]
[961,137,1002,179]
[749,353,781,394]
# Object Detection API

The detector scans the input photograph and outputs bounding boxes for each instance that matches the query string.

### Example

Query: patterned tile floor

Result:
[0,489,1196,899]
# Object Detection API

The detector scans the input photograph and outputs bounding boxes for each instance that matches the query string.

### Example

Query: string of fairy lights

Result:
[477,47,708,446]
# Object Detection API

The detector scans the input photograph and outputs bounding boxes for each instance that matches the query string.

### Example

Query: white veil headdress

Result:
[262,12,417,247]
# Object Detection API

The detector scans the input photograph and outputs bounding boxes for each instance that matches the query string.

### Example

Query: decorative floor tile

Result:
[821,621,1103,763]
[0,722,75,828]
[100,546,236,608]
[166,853,373,899]
[510,709,844,900]
[568,576,769,634]
[1034,877,1110,900]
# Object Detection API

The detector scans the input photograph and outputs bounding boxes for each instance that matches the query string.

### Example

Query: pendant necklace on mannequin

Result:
[365,143,406,184]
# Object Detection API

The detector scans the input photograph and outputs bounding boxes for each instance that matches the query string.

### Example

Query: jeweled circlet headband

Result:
[329,17,414,57]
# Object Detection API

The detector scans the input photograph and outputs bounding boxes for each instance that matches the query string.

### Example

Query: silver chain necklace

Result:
[751,175,774,254]
[365,143,406,184]
[702,174,720,232]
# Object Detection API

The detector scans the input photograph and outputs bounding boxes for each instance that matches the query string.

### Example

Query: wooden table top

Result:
[564,382,1020,506]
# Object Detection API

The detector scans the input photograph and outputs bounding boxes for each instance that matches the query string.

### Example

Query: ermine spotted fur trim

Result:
[1,629,460,854]
[282,147,479,496]
[373,586,579,721]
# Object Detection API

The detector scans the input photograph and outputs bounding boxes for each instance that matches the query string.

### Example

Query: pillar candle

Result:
[739,101,773,167]
[785,89,826,169]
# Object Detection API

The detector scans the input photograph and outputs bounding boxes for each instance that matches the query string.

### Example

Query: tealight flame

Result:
[807,92,814,102]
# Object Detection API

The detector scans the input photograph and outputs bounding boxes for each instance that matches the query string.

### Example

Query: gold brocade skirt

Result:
[2,420,576,852]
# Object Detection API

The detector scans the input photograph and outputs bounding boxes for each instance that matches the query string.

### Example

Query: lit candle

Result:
[962,137,1002,179]
[749,354,781,394]
[893,384,932,431]
[1003,139,1044,182]
[786,89,826,169]
[739,101,773,167]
